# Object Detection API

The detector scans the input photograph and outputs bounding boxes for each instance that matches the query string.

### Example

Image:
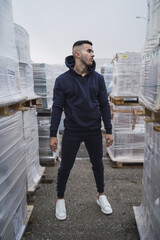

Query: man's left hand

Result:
[106,134,113,147]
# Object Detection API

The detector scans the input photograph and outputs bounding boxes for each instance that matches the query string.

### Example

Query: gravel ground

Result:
[24,137,143,240]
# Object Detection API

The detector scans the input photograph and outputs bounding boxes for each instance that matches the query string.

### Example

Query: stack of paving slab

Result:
[32,64,67,164]
[32,63,54,110]
[14,23,38,100]
[0,1,45,239]
[108,105,145,163]
[0,0,23,107]
[101,59,113,94]
[108,52,145,163]
[134,121,160,240]
[134,1,160,239]
[0,111,27,240]
[110,52,141,98]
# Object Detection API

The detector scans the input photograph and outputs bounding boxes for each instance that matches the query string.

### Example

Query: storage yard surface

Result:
[25,141,143,240]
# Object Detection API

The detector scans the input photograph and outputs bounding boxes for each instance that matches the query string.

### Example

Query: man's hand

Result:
[106,134,113,148]
[49,137,58,152]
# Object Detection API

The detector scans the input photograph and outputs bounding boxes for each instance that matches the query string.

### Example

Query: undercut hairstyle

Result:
[73,40,93,48]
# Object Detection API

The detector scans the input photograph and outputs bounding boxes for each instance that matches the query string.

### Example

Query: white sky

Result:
[12,0,147,64]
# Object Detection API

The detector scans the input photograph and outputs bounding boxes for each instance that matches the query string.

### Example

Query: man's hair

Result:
[73,40,93,48]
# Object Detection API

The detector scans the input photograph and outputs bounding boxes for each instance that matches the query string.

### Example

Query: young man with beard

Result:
[49,40,113,220]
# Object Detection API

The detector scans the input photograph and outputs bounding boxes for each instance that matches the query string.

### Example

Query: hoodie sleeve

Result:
[98,76,112,134]
[50,78,64,137]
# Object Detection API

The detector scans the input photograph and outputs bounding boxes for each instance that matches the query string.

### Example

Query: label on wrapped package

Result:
[25,65,31,86]
[121,55,128,59]
[7,69,18,93]
[132,124,145,134]
[13,204,24,240]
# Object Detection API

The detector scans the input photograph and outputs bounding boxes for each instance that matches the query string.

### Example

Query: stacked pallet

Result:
[134,0,160,239]
[32,63,62,165]
[14,23,38,100]
[0,0,22,107]
[100,59,113,94]
[0,1,45,239]
[108,52,145,166]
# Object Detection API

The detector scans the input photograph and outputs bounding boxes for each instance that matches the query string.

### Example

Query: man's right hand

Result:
[49,137,58,152]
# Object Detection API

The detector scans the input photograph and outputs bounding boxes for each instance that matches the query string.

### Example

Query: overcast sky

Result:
[12,0,147,64]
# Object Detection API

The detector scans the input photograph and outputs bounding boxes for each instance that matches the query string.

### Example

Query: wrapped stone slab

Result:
[23,108,45,191]
[107,104,145,162]
[101,61,113,94]
[38,116,60,165]
[14,24,38,100]
[140,45,160,112]
[0,0,22,107]
[110,52,141,97]
[134,121,160,240]
[32,63,54,109]
[0,111,27,240]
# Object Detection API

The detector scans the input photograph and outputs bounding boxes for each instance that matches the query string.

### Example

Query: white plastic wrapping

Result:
[134,121,160,240]
[110,52,141,97]
[32,63,55,109]
[147,0,160,41]
[107,104,145,162]
[101,61,113,94]
[14,24,38,100]
[23,108,45,190]
[14,24,31,64]
[37,116,60,164]
[0,0,22,107]
[140,45,160,111]
[0,111,27,240]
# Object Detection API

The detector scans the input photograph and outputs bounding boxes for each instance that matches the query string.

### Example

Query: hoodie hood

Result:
[65,55,96,75]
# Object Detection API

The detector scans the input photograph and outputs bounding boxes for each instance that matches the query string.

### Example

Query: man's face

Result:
[79,44,95,66]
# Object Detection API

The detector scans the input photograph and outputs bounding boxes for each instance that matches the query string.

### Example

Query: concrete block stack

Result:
[14,23,38,100]
[0,0,22,107]
[0,1,45,239]
[134,1,160,239]
[100,59,113,94]
[108,52,145,165]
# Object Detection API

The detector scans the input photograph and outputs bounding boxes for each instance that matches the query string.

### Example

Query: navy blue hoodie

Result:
[50,55,112,137]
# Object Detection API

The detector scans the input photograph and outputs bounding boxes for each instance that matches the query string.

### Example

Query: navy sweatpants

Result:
[57,132,104,198]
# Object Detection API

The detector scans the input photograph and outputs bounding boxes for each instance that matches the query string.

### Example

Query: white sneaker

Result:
[55,199,67,220]
[97,195,112,214]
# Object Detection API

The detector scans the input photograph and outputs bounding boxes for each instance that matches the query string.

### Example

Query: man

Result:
[49,40,113,221]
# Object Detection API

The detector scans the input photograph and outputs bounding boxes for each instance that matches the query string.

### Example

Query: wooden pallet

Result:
[23,98,42,108]
[138,107,160,124]
[27,167,45,194]
[111,160,143,168]
[21,205,34,240]
[0,102,26,116]
[0,98,42,116]
[109,96,139,105]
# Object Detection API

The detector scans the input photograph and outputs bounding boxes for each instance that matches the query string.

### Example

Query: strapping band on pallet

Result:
[111,107,144,130]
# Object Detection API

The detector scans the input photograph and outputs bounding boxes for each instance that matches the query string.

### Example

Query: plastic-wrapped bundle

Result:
[14,24,31,64]
[14,24,38,100]
[107,104,145,162]
[134,121,160,240]
[147,0,160,40]
[32,63,54,109]
[23,108,45,191]
[101,61,113,94]
[0,111,27,240]
[140,45,160,111]
[0,0,22,107]
[111,52,141,97]
[37,116,60,165]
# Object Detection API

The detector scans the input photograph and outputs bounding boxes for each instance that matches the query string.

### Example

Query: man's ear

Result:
[75,51,81,58]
